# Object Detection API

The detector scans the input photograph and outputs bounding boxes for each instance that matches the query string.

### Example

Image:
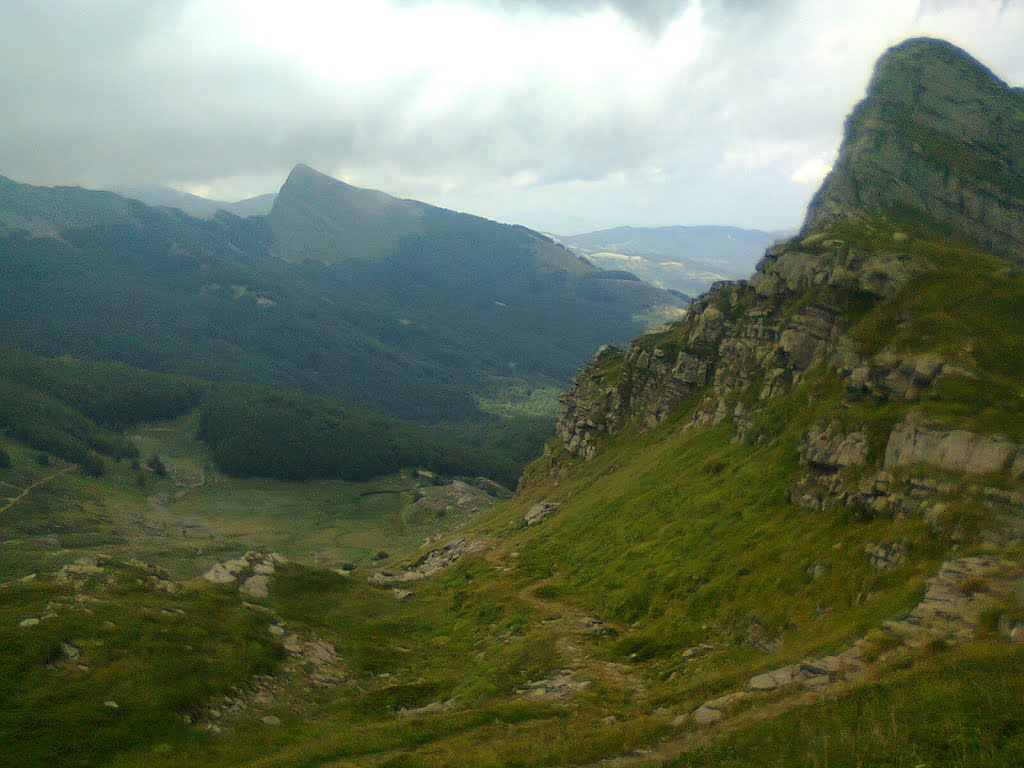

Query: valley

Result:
[2,30,1024,768]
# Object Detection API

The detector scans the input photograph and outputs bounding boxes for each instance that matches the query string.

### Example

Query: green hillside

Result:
[0,170,682,423]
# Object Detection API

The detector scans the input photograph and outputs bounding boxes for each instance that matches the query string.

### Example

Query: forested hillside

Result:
[0,345,543,487]
[0,170,682,423]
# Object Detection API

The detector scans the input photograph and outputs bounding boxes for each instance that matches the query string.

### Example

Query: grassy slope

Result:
[3,225,1024,767]
[670,641,1024,767]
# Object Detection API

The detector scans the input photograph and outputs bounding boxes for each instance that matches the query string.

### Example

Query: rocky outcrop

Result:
[202,552,286,599]
[805,38,1024,261]
[801,425,869,471]
[550,206,963,463]
[554,244,867,460]
[514,670,590,701]
[884,421,1024,476]
[689,554,1024,728]
[544,37,1024,554]
[369,538,484,584]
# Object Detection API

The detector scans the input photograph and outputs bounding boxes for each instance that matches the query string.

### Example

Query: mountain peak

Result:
[867,37,1011,108]
[804,37,1024,258]
[285,162,344,185]
[268,165,422,262]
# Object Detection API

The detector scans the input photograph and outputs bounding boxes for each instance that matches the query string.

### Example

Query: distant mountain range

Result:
[556,224,790,295]
[0,166,684,423]
[116,176,787,297]
[114,184,277,219]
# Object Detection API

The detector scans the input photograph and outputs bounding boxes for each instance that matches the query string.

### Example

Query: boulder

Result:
[240,575,270,599]
[202,563,237,585]
[525,502,561,526]
[692,705,723,724]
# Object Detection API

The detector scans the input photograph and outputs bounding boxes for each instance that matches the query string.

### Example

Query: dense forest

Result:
[0,345,547,487]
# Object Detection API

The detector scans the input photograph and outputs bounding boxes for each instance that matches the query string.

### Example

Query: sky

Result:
[1,0,1023,234]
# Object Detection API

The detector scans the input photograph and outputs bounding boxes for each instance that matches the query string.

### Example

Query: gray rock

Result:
[692,705,723,724]
[802,425,868,471]
[239,575,270,599]
[370,539,484,584]
[748,664,800,691]
[202,563,237,584]
[804,39,1024,260]
[525,502,561,526]
[885,421,1020,475]
[865,541,908,571]
[18,618,39,628]
[998,616,1024,642]
[681,643,714,660]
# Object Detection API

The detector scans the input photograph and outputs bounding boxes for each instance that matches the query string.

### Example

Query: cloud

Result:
[0,0,1022,232]
[394,0,694,34]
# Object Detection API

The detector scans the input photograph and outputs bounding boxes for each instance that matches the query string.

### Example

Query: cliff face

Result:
[554,233,917,462]
[543,38,1024,523]
[804,38,1024,260]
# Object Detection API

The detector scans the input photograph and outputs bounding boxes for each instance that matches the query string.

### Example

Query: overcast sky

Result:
[1,0,1023,234]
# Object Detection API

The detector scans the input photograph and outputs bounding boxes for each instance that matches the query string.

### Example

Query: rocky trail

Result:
[572,553,1024,767]
[513,577,648,703]
[196,552,350,731]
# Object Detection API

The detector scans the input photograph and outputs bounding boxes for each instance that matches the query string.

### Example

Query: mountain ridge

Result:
[555,224,787,294]
[805,36,1024,258]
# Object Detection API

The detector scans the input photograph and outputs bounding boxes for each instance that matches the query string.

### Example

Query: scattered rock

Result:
[806,561,830,580]
[865,541,908,571]
[261,715,281,726]
[397,699,456,718]
[370,539,485,584]
[516,671,589,700]
[998,616,1024,643]
[268,625,286,637]
[18,618,39,628]
[525,502,561,526]
[393,589,412,601]
[56,563,104,584]
[103,701,119,709]
[681,643,714,661]
[746,621,781,653]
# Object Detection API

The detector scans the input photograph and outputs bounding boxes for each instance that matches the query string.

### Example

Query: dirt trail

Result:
[515,577,649,701]
[0,467,76,514]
